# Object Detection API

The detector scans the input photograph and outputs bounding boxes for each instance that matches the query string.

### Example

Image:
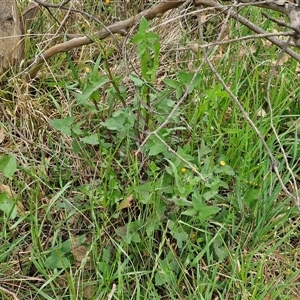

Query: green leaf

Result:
[175,86,183,99]
[148,143,166,156]
[49,117,74,136]
[45,251,71,270]
[132,32,144,44]
[0,192,17,219]
[137,43,147,58]
[72,140,83,154]
[155,271,169,286]
[101,115,125,131]
[203,190,218,201]
[61,240,72,254]
[178,71,202,92]
[80,134,99,145]
[135,182,152,204]
[139,17,149,33]
[0,155,17,178]
[177,147,195,162]
[172,196,193,207]
[192,193,220,222]
[213,237,228,261]
[164,78,181,89]
[181,208,197,216]
[129,75,144,87]
[222,128,243,134]
[173,230,188,249]
[146,136,167,156]
[165,159,185,195]
[115,221,141,244]
[76,75,109,104]
[198,141,211,157]
[71,121,85,135]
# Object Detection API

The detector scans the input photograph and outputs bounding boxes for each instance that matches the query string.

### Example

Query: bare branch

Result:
[27,0,186,78]
[195,0,300,62]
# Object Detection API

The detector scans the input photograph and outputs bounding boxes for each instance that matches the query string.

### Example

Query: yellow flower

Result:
[220,160,226,166]
[181,167,187,174]
[105,0,110,4]
[85,67,91,73]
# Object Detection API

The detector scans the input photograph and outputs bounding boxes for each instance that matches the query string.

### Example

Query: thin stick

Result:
[265,37,300,208]
[0,286,20,300]
[107,283,117,300]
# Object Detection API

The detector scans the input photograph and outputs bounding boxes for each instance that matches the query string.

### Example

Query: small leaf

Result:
[80,134,99,145]
[129,75,144,87]
[178,71,202,92]
[173,230,188,249]
[148,143,166,156]
[163,78,181,89]
[49,117,74,136]
[61,240,72,254]
[155,271,168,286]
[135,182,152,204]
[165,159,185,195]
[181,208,197,216]
[76,75,109,104]
[203,190,218,201]
[172,196,193,207]
[0,192,17,219]
[198,205,220,222]
[213,237,228,261]
[0,155,17,178]
[45,251,71,269]
[138,17,149,33]
[198,141,211,157]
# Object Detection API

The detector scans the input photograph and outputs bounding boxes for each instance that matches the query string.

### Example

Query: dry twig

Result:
[0,286,20,300]
[27,0,185,78]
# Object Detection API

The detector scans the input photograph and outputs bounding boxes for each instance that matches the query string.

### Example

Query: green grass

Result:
[0,1,300,299]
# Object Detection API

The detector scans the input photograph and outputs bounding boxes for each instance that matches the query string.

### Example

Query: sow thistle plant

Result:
[46,17,236,260]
